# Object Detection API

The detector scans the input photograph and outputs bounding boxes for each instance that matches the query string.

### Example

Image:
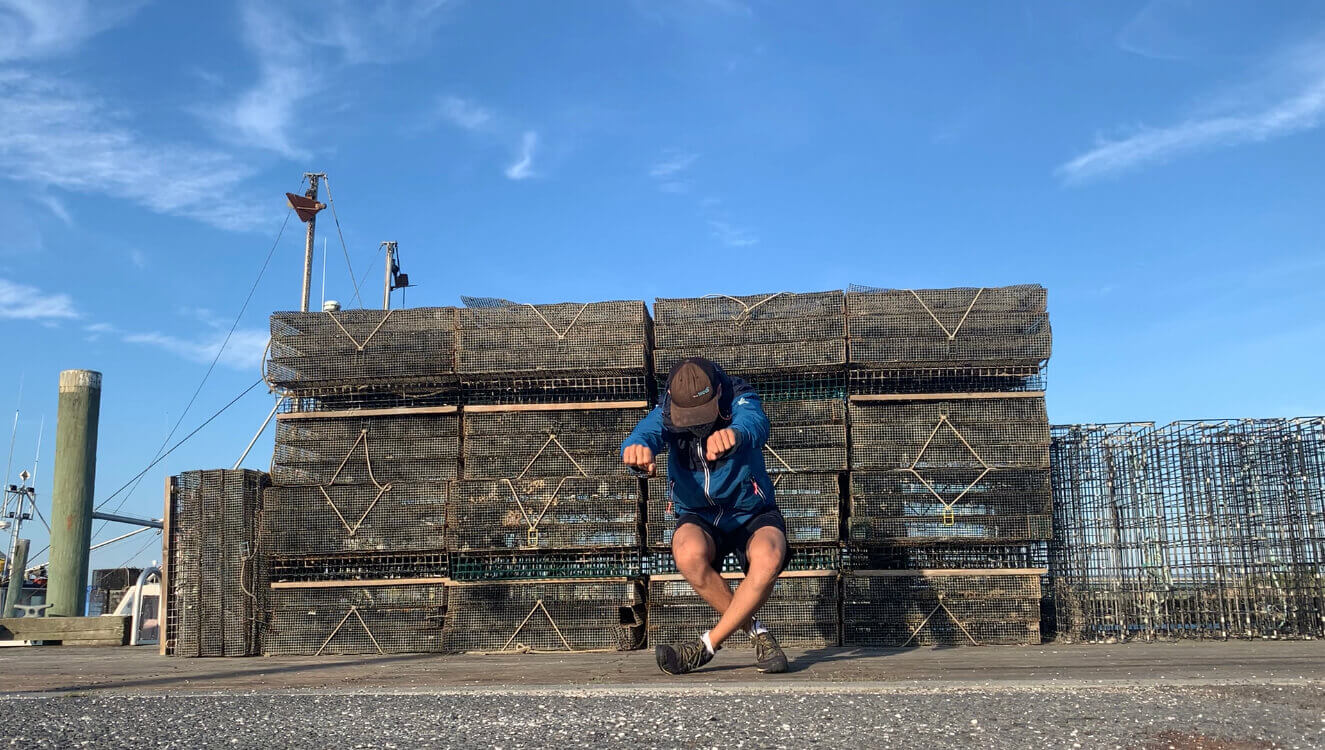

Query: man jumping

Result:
[621,356,790,675]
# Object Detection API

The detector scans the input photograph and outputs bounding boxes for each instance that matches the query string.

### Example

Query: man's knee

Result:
[672,524,715,575]
[744,526,787,583]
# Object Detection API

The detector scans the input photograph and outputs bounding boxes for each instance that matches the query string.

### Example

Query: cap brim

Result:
[670,397,720,428]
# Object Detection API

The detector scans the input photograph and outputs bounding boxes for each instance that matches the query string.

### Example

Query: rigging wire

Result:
[321,175,365,308]
[24,377,264,568]
[90,209,293,541]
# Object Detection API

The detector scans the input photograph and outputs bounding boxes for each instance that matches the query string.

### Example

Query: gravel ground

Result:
[3,684,1322,749]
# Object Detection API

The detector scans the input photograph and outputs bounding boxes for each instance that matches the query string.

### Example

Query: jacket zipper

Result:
[697,441,715,506]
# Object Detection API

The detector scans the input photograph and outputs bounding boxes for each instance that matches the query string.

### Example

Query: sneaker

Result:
[751,630,788,673]
[655,639,714,675]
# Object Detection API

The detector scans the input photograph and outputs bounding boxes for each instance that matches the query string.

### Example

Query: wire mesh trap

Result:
[444,477,641,551]
[441,579,646,653]
[762,399,849,474]
[261,482,447,557]
[267,308,458,392]
[843,570,1043,647]
[848,365,1046,396]
[846,285,1051,370]
[849,469,1052,544]
[263,582,447,656]
[842,542,1049,571]
[461,407,649,479]
[648,572,841,648]
[1048,419,1325,641]
[268,551,449,583]
[646,472,841,548]
[272,412,460,485]
[166,470,269,657]
[459,373,652,406]
[653,291,847,374]
[456,300,651,375]
[848,395,1050,470]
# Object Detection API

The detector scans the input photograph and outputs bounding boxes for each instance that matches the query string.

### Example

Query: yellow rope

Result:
[906,287,984,341]
[326,309,395,351]
[701,292,785,327]
[524,303,590,340]
[515,433,589,480]
[499,599,574,652]
[315,606,384,656]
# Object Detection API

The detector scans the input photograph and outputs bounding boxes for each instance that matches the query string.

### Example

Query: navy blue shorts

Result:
[675,507,790,574]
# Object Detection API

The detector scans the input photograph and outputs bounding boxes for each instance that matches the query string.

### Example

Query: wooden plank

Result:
[461,400,650,414]
[848,568,1047,578]
[850,392,1044,403]
[57,638,126,647]
[270,577,449,590]
[159,475,175,656]
[0,616,131,643]
[651,569,837,583]
[277,405,459,421]
[446,576,633,587]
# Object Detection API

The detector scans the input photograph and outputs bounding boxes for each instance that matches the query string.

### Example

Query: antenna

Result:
[321,236,327,308]
[4,374,21,489]
[29,416,43,491]
[286,172,327,312]
[381,241,411,310]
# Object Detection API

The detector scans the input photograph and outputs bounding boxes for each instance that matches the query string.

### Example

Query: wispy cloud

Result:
[32,192,71,225]
[129,249,147,269]
[0,278,78,320]
[649,150,698,178]
[0,0,146,62]
[707,219,758,248]
[505,131,538,180]
[122,328,270,371]
[216,0,454,158]
[1059,42,1325,184]
[0,72,270,231]
[438,96,494,132]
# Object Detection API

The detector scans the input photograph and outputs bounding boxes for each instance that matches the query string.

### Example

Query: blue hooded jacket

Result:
[621,364,776,530]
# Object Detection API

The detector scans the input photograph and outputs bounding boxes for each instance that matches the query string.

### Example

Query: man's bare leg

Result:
[706,526,787,648]
[672,523,751,629]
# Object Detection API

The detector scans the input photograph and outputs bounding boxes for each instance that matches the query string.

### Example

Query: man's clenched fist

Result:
[705,428,739,461]
[623,444,656,476]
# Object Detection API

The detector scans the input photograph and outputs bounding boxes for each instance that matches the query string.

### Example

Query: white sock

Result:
[700,631,716,655]
[748,618,769,636]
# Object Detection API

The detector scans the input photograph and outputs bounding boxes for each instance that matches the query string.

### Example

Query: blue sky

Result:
[1,1,1323,571]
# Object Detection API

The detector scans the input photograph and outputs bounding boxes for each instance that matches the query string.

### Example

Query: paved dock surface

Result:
[2,642,1323,748]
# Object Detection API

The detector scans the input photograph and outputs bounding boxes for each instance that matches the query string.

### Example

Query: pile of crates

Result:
[841,285,1052,646]
[648,291,846,647]
[440,300,649,652]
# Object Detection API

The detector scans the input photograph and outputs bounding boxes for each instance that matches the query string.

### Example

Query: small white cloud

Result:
[505,131,538,180]
[1059,42,1325,184]
[129,249,147,269]
[708,219,757,248]
[0,278,78,319]
[658,180,691,194]
[122,328,270,371]
[0,0,146,62]
[439,96,494,132]
[649,150,698,178]
[33,193,72,225]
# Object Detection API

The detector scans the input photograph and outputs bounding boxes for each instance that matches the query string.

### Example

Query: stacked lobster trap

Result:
[649,291,847,646]
[440,298,651,653]
[259,306,462,655]
[842,285,1052,647]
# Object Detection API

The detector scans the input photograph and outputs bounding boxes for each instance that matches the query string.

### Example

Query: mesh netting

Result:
[444,477,641,551]
[1049,418,1325,641]
[268,551,448,583]
[646,472,840,547]
[456,300,650,374]
[653,291,846,374]
[848,366,1046,395]
[448,549,643,581]
[843,571,1042,646]
[167,470,269,657]
[762,399,848,473]
[646,545,841,575]
[263,583,447,655]
[849,397,1050,470]
[849,469,1052,544]
[738,370,848,402]
[846,285,1050,368]
[461,408,648,479]
[843,543,1049,571]
[460,374,651,405]
[272,413,460,484]
[261,482,447,556]
[267,308,457,391]
[441,579,645,652]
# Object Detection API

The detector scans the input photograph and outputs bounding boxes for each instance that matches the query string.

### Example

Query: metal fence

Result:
[441,579,645,653]
[456,300,650,375]
[264,582,447,655]
[461,407,647,479]
[445,477,641,551]
[261,482,447,557]
[271,412,460,485]
[843,570,1043,646]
